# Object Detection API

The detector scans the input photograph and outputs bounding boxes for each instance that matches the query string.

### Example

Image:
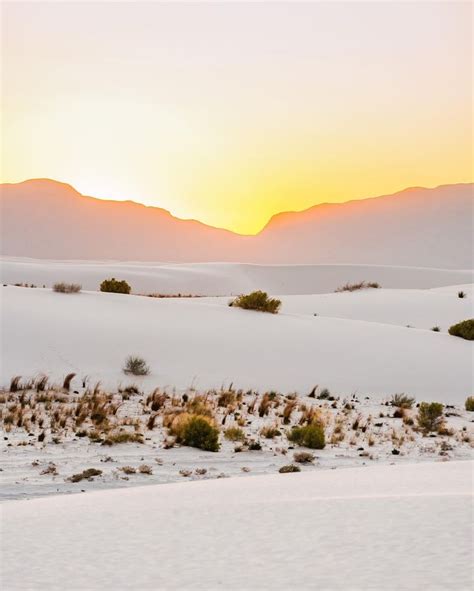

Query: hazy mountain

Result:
[1,179,472,268]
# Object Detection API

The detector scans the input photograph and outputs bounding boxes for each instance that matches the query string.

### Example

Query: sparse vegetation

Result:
[123,356,150,376]
[465,397,474,412]
[431,326,440,332]
[417,402,444,434]
[229,290,281,314]
[458,291,466,299]
[287,422,325,449]
[100,277,131,294]
[53,282,81,293]
[448,319,474,341]
[293,451,315,463]
[224,427,245,442]
[335,281,380,293]
[102,432,144,445]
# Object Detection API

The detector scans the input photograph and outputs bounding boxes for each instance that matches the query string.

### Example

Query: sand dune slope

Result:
[1,286,471,402]
[1,461,472,590]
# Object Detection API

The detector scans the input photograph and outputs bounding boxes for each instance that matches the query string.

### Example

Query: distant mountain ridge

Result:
[1,179,472,268]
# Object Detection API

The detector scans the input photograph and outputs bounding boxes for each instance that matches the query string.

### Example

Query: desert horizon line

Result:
[2,177,473,237]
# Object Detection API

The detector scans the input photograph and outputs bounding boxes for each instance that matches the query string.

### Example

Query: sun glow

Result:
[1,2,472,234]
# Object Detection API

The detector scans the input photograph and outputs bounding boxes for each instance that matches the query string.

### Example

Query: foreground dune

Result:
[1,461,472,590]
[2,257,473,295]
[1,285,471,402]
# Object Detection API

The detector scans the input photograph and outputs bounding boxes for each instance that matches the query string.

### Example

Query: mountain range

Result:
[1,179,472,268]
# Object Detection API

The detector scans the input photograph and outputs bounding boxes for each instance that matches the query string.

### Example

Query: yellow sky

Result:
[1,2,472,234]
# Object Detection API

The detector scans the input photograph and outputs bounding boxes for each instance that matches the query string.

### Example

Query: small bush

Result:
[260,425,281,439]
[120,466,136,474]
[287,422,325,449]
[335,281,380,293]
[293,451,315,463]
[465,397,474,412]
[248,441,262,451]
[448,319,474,341]
[53,282,81,294]
[123,356,150,376]
[390,393,415,409]
[431,326,440,332]
[171,415,220,452]
[224,427,245,442]
[417,402,444,433]
[458,291,466,299]
[279,464,301,473]
[230,290,281,314]
[100,277,131,294]
[138,464,153,475]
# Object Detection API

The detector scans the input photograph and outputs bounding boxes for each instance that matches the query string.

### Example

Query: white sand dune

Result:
[1,286,472,402]
[1,257,473,295]
[1,460,472,590]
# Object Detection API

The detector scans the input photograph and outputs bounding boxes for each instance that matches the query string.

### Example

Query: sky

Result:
[1,1,472,234]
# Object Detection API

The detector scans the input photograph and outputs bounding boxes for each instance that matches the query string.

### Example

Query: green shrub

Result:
[287,422,325,449]
[230,290,281,314]
[174,415,220,452]
[100,277,131,294]
[417,402,444,433]
[465,397,474,412]
[224,427,245,442]
[279,464,301,473]
[448,319,474,341]
[123,355,150,376]
[53,282,81,293]
[390,393,415,409]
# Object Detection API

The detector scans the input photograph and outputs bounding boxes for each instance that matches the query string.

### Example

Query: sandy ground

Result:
[1,460,472,590]
[2,257,473,295]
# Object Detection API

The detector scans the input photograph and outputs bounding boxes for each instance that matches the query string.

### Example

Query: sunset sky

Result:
[2,1,472,234]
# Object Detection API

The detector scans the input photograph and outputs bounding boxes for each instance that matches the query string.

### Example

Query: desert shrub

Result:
[458,291,466,299]
[431,326,440,332]
[293,451,315,463]
[138,464,153,475]
[260,425,281,439]
[417,402,444,433]
[317,388,333,400]
[279,464,301,473]
[335,281,380,293]
[123,356,150,376]
[100,277,131,294]
[390,393,415,409]
[465,397,474,412]
[229,290,281,314]
[248,441,262,451]
[287,422,325,449]
[53,282,81,293]
[224,427,245,442]
[448,319,474,341]
[102,431,144,445]
[120,466,136,474]
[68,468,102,483]
[171,414,220,452]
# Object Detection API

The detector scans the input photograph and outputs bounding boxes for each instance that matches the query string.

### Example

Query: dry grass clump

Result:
[53,282,81,293]
[224,427,245,442]
[138,464,153,475]
[390,393,415,409]
[123,356,150,376]
[229,290,281,314]
[279,464,301,473]
[120,466,136,475]
[102,431,144,446]
[335,281,380,293]
[68,468,102,482]
[293,451,315,463]
[260,425,281,439]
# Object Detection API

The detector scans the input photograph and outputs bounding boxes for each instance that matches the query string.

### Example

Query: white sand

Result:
[2,257,473,295]
[1,285,472,402]
[1,460,472,590]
